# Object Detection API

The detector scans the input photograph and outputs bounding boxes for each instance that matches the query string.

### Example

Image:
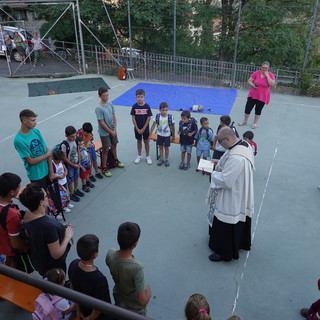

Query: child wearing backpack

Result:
[149,102,175,167]
[194,117,213,168]
[178,110,198,170]
[32,268,75,320]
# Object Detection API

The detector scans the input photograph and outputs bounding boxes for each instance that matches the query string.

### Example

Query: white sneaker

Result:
[146,156,152,165]
[56,214,63,221]
[134,156,142,164]
[67,203,74,209]
[64,207,71,213]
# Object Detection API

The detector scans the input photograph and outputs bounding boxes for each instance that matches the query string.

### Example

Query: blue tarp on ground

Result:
[112,82,238,115]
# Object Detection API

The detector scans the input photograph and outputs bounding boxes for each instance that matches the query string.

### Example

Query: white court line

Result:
[231,139,280,315]
[281,101,320,108]
[0,83,121,144]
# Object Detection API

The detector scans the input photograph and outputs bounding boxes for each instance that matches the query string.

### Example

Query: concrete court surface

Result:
[0,74,320,320]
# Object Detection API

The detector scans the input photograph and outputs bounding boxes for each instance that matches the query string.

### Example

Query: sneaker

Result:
[184,163,191,170]
[115,160,125,168]
[86,181,95,188]
[134,156,142,164]
[55,214,64,221]
[95,172,104,179]
[70,194,80,202]
[82,185,90,193]
[157,158,164,166]
[67,203,74,209]
[75,189,85,197]
[146,156,152,165]
[179,162,184,170]
[103,169,112,177]
[301,308,308,317]
[164,160,170,167]
[63,207,71,213]
[89,175,96,182]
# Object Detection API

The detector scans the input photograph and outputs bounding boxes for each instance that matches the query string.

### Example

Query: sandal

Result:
[251,124,257,129]
[238,121,247,126]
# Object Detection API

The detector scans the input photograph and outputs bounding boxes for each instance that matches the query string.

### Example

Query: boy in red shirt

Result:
[243,131,257,156]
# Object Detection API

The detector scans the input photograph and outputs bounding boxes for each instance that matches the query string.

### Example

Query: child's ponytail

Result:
[185,293,211,320]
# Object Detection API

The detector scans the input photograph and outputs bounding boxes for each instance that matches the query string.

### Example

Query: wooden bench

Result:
[94,139,103,157]
[0,274,42,312]
[149,133,180,160]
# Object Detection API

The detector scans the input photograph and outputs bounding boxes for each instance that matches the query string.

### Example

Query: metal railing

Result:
[0,264,151,320]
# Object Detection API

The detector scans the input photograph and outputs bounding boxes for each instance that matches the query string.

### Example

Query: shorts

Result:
[157,135,170,147]
[66,165,80,184]
[17,46,26,56]
[87,144,97,162]
[80,168,91,180]
[134,127,150,141]
[196,148,210,158]
[100,135,119,149]
[180,144,192,154]
[30,175,50,191]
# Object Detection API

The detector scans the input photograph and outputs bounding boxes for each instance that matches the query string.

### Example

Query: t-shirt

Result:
[77,129,94,146]
[31,38,42,50]
[61,140,78,164]
[52,160,67,185]
[24,215,67,276]
[80,148,90,169]
[249,141,257,155]
[195,128,213,151]
[95,103,115,137]
[153,114,175,137]
[105,249,147,312]
[178,118,198,145]
[14,128,49,181]
[130,103,152,129]
[0,204,22,256]
[68,259,112,320]
[248,70,275,105]
[0,31,8,46]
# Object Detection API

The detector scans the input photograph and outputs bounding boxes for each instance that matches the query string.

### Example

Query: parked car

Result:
[0,26,33,62]
[121,47,141,58]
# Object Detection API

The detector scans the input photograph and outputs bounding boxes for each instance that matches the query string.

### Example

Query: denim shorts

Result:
[196,148,210,158]
[66,165,80,184]
[87,144,97,162]
[180,144,192,154]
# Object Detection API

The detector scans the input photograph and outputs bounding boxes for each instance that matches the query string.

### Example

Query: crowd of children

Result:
[0,86,260,319]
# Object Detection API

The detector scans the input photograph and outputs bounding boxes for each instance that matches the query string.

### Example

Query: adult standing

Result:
[19,183,74,276]
[207,127,255,262]
[14,109,53,190]
[0,25,12,62]
[13,31,26,64]
[238,61,276,129]
[31,32,43,68]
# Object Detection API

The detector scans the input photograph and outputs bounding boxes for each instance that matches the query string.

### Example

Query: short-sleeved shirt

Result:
[77,129,94,146]
[130,103,152,129]
[179,118,198,145]
[31,38,42,50]
[0,204,22,256]
[95,103,115,137]
[61,140,78,164]
[195,128,213,151]
[153,114,175,137]
[14,35,23,47]
[249,141,257,155]
[105,249,147,312]
[248,70,275,105]
[14,128,49,181]
[24,215,67,276]
[68,259,112,320]
[0,31,8,46]
[80,148,90,169]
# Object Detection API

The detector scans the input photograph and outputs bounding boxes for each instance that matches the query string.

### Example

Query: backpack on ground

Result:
[32,293,62,320]
[107,150,116,169]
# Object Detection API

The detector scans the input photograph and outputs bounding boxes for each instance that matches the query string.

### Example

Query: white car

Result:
[121,47,141,58]
[0,26,32,62]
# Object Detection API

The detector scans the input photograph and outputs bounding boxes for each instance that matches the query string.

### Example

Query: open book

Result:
[197,158,214,173]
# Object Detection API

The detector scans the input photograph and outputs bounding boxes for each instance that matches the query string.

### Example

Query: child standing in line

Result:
[61,126,84,202]
[106,222,151,316]
[243,131,257,156]
[68,234,112,320]
[149,102,175,167]
[77,122,104,181]
[130,89,153,165]
[178,110,198,170]
[194,117,213,168]
[77,137,95,193]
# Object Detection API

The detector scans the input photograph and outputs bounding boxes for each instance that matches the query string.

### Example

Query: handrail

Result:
[0,264,152,320]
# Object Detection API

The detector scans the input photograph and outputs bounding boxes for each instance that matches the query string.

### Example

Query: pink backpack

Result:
[32,293,62,320]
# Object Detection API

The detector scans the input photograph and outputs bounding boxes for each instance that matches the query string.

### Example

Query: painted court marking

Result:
[232,139,280,315]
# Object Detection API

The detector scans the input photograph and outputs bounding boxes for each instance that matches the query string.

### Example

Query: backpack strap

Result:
[155,113,160,125]
[168,114,172,127]
[0,205,10,231]
[52,161,57,174]
[61,140,70,157]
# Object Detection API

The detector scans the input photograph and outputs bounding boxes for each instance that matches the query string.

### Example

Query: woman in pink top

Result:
[238,61,276,129]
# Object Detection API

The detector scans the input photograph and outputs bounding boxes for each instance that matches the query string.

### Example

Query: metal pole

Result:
[173,0,177,78]
[72,2,81,71]
[128,0,132,66]
[302,0,319,72]
[232,1,242,87]
[76,0,86,74]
